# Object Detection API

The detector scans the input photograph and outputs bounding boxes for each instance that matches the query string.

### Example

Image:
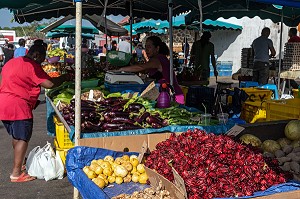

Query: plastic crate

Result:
[104,82,149,93]
[240,81,259,88]
[228,88,272,104]
[292,89,299,98]
[53,116,74,149]
[186,86,215,112]
[241,101,266,123]
[266,98,300,121]
[81,79,99,89]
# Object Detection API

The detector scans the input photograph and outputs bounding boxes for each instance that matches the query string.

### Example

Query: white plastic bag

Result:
[26,142,64,181]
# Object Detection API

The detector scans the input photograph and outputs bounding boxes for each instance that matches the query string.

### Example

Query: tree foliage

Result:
[0,18,57,39]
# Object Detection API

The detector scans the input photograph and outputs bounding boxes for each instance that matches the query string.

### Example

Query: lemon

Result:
[137,164,145,174]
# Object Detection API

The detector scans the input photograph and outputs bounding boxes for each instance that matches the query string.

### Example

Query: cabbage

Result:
[291,140,300,148]
[277,138,292,148]
[262,140,281,154]
[239,134,262,147]
[285,120,300,141]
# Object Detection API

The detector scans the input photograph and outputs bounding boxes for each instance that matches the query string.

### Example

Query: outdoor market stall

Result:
[3,0,300,198]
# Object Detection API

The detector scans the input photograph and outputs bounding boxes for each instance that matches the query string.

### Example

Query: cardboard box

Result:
[78,132,173,152]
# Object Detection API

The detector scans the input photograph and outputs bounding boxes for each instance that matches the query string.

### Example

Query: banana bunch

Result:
[48,48,67,58]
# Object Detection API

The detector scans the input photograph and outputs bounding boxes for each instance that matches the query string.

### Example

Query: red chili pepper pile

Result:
[145,129,288,199]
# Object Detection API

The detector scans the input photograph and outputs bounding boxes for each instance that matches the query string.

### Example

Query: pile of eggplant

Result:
[61,97,167,132]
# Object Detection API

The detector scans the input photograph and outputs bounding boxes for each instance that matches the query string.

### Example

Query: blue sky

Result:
[0,8,124,28]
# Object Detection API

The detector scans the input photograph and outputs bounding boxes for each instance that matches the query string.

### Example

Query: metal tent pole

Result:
[277,9,284,92]
[130,0,133,55]
[168,0,174,86]
[73,1,82,199]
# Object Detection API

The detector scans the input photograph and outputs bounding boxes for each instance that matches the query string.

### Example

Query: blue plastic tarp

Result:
[66,146,150,199]
[67,146,300,199]
[68,121,236,142]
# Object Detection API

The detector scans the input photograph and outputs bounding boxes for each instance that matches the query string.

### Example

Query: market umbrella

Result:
[37,15,127,36]
[0,0,51,9]
[184,1,300,27]
[45,32,95,39]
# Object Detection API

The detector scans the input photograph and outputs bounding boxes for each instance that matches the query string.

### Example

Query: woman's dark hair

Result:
[34,39,47,50]
[27,43,46,56]
[147,36,169,56]
[200,31,212,46]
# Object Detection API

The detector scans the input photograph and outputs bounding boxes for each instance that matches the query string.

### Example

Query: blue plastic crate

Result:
[218,70,232,77]
[104,82,149,93]
[240,81,259,88]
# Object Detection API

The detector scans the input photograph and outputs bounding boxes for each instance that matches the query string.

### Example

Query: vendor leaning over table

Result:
[116,36,184,104]
[0,41,73,183]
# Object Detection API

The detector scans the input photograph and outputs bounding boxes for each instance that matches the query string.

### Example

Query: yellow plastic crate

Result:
[292,89,299,98]
[228,88,273,103]
[241,101,266,123]
[266,98,300,121]
[53,116,74,149]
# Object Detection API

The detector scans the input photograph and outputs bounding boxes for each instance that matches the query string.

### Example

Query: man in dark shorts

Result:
[252,27,276,85]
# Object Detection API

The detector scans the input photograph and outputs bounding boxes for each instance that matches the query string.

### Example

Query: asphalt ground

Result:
[0,76,236,199]
[0,92,74,199]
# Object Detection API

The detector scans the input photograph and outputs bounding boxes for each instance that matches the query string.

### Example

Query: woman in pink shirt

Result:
[0,41,71,182]
[118,36,184,104]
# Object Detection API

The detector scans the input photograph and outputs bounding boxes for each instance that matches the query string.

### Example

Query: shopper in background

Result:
[14,38,28,58]
[0,41,72,182]
[288,28,300,43]
[190,31,218,82]
[134,42,148,63]
[117,36,184,104]
[3,44,14,65]
[117,36,131,54]
[252,27,276,85]
[111,40,117,51]
[81,44,94,68]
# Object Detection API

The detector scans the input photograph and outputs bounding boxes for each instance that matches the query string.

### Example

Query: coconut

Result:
[239,134,262,147]
[262,140,281,154]
[285,120,300,141]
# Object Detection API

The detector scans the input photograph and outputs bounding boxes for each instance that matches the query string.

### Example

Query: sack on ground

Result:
[26,142,64,181]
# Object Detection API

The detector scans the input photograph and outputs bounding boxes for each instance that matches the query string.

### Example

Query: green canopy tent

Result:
[123,16,243,34]
[45,32,95,40]
[39,24,99,34]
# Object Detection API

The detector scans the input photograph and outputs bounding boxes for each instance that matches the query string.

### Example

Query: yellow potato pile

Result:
[83,155,148,189]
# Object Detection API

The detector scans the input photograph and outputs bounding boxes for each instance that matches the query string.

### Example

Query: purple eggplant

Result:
[151,123,162,129]
[136,112,151,124]
[119,124,143,131]
[106,111,130,118]
[127,103,145,112]
[111,105,124,112]
[146,115,164,126]
[103,97,123,105]
[103,123,125,131]
[111,117,134,124]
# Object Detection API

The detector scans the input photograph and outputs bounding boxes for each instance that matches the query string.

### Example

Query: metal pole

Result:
[73,2,82,198]
[105,15,108,51]
[168,0,174,86]
[277,9,284,92]
[130,0,133,55]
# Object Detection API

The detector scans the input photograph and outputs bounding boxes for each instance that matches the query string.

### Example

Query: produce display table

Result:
[46,96,238,140]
